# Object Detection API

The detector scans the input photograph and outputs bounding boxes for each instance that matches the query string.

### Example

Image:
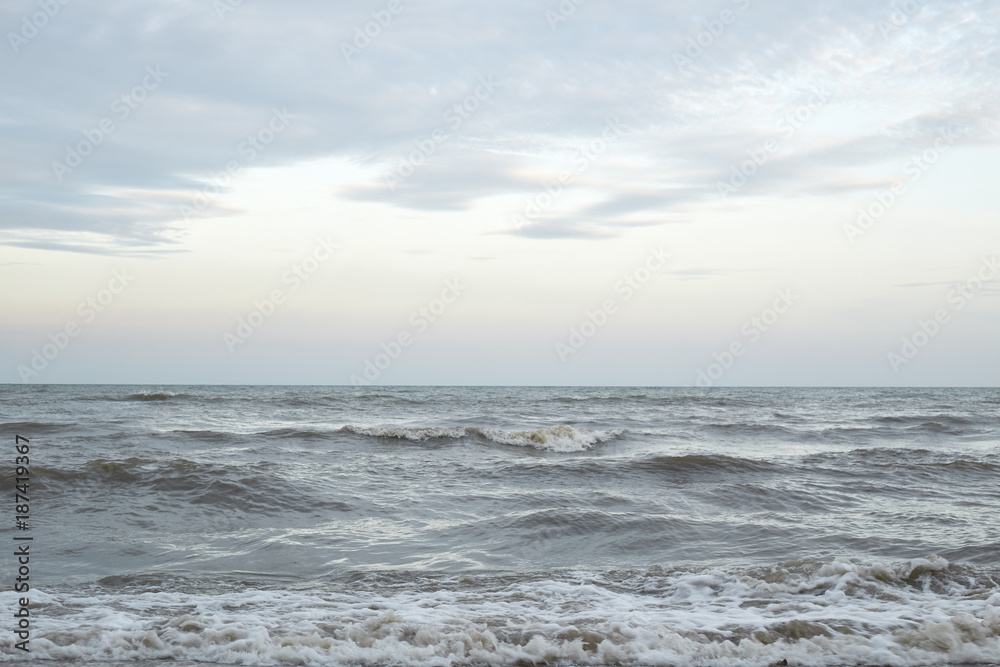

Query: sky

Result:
[1,0,999,385]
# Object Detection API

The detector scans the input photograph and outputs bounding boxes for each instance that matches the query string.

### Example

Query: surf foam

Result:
[6,557,999,666]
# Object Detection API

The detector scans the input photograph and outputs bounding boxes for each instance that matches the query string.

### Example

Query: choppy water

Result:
[1,385,999,666]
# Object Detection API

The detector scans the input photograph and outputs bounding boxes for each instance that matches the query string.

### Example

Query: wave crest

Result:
[342,424,622,451]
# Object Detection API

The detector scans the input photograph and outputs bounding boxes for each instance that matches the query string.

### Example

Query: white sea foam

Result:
[4,557,999,666]
[482,424,624,452]
[343,424,622,451]
[343,425,471,441]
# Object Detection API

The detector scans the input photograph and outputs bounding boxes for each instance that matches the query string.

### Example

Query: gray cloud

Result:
[509,221,619,240]
[1,0,998,253]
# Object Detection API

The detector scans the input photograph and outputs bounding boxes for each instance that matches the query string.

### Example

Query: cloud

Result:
[341,148,531,211]
[508,220,619,240]
[2,0,998,253]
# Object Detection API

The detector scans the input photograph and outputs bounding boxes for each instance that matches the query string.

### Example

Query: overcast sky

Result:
[2,0,999,385]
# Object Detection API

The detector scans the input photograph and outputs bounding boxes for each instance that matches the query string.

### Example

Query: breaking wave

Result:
[6,556,999,666]
[342,424,624,452]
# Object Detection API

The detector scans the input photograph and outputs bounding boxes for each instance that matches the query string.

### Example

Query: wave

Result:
[170,428,235,441]
[13,458,351,515]
[343,392,427,404]
[218,426,998,448]
[255,427,336,439]
[698,419,992,443]
[275,395,347,407]
[9,556,1000,666]
[873,413,976,427]
[634,453,775,474]
[541,394,761,408]
[124,391,188,401]
[342,424,624,452]
[706,422,801,436]
[0,420,75,433]
[804,447,1000,470]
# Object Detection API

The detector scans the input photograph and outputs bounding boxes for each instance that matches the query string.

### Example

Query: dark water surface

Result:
[1,385,998,665]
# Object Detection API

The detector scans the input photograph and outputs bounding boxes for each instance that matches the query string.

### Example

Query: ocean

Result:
[1,385,998,666]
